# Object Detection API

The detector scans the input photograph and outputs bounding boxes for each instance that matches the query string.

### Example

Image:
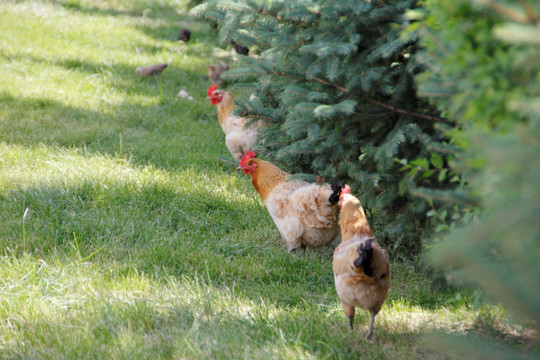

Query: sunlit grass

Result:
[0,0,535,359]
[0,250,485,360]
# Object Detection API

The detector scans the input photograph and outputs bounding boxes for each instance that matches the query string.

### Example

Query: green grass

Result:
[0,1,537,359]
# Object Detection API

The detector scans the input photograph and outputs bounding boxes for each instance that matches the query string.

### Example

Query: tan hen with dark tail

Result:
[333,185,390,339]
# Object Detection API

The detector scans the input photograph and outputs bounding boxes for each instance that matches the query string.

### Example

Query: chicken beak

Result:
[236,165,243,171]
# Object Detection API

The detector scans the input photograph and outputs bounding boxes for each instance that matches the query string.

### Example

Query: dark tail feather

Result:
[353,239,374,277]
[328,184,343,204]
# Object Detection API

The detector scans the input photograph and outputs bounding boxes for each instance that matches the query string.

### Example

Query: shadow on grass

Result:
[0,0,468,337]
[0,178,316,302]
[0,168,458,312]
[0,0,231,169]
[0,90,452,311]
[6,287,425,359]
[40,0,180,19]
[0,80,225,169]
[40,0,217,44]
[0,48,202,92]
[0,81,446,312]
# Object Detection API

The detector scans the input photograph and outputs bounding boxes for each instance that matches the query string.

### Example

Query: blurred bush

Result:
[413,0,540,356]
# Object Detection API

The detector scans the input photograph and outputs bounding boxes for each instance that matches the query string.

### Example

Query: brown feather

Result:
[242,157,339,251]
[248,159,288,201]
[217,91,235,127]
[333,192,390,338]
[339,194,373,243]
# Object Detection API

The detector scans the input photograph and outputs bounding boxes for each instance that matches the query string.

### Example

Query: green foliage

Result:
[0,1,537,358]
[192,0,458,259]
[413,0,540,357]
[413,0,534,134]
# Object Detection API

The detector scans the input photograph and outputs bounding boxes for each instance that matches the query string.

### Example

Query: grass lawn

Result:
[0,0,536,359]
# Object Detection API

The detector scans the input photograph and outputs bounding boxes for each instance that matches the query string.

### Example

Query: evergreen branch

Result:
[354,111,394,117]
[365,98,450,124]
[290,57,307,72]
[217,3,320,29]
[256,7,321,28]
[271,71,448,123]
[247,114,274,122]
[311,76,349,93]
[270,71,349,92]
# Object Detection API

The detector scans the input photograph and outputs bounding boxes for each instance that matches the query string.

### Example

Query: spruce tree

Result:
[192,0,458,258]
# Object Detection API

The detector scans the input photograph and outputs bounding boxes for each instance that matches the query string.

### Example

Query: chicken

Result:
[207,85,259,161]
[231,40,249,55]
[333,185,390,339]
[135,63,168,76]
[178,28,191,42]
[207,64,229,85]
[237,151,341,252]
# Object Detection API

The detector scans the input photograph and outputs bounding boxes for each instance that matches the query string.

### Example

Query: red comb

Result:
[207,84,218,96]
[240,151,256,167]
[340,184,351,196]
